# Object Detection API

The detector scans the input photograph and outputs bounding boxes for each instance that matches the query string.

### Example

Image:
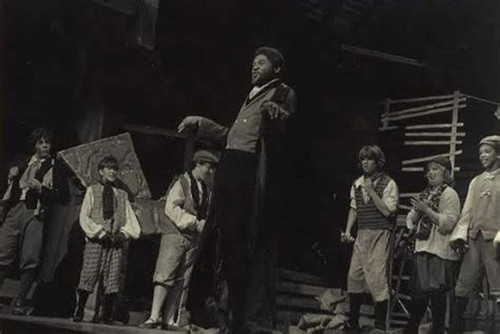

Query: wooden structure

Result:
[379,91,467,329]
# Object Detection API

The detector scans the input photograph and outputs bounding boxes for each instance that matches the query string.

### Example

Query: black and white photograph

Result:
[0,0,500,333]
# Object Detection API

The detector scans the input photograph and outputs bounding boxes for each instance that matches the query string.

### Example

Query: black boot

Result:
[347,293,363,330]
[73,290,90,322]
[374,300,388,331]
[449,297,468,334]
[99,293,116,324]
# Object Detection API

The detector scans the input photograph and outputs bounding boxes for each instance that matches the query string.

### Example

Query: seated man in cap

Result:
[449,135,500,333]
[141,150,218,329]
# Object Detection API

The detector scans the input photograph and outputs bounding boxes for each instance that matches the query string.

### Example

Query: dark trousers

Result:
[213,150,258,333]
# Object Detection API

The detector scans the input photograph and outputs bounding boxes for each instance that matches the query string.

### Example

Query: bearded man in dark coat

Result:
[178,46,297,334]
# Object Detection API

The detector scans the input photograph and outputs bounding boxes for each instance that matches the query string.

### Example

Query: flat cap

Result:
[479,135,500,148]
[193,150,219,164]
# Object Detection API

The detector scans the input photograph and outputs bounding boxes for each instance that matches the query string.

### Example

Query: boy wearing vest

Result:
[141,150,218,329]
[0,127,57,315]
[342,145,399,332]
[73,155,141,323]
[449,135,500,333]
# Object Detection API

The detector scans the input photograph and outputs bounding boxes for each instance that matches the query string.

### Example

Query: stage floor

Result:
[0,314,194,334]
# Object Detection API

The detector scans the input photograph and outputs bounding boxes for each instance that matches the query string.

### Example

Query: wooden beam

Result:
[405,132,466,137]
[402,150,462,166]
[341,44,428,68]
[404,140,462,146]
[381,98,465,118]
[406,123,464,130]
[388,94,457,104]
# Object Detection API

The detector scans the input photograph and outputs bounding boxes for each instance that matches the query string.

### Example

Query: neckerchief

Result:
[416,184,447,240]
[101,181,116,220]
[188,172,208,220]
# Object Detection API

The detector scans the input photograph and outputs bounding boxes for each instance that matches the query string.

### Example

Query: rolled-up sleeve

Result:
[433,187,461,235]
[165,180,197,231]
[382,180,399,214]
[349,185,357,210]
[450,178,476,242]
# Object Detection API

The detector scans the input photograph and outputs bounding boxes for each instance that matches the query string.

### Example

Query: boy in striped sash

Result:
[342,145,399,332]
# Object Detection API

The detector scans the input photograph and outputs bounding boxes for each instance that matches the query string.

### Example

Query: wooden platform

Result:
[0,314,192,334]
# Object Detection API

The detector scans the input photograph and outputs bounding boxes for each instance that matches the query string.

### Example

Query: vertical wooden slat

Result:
[449,91,461,177]
[382,98,391,130]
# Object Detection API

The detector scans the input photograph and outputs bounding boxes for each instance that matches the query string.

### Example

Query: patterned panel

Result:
[58,133,151,199]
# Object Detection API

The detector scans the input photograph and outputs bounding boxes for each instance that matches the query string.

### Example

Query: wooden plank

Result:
[404,140,462,146]
[402,150,462,166]
[389,93,457,104]
[406,123,464,130]
[379,125,399,131]
[381,97,465,118]
[276,282,327,297]
[405,132,465,137]
[277,268,329,287]
[402,167,461,172]
[382,104,466,122]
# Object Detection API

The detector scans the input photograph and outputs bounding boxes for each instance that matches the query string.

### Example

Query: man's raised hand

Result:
[178,116,203,133]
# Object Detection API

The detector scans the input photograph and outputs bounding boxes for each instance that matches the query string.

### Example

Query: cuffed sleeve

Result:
[120,197,141,239]
[79,187,105,239]
[165,179,198,231]
[406,209,419,230]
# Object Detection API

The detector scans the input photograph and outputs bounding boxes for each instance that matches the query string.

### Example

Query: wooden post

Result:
[382,98,391,130]
[449,91,461,178]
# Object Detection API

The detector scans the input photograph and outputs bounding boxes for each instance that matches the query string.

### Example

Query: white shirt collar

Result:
[249,78,279,100]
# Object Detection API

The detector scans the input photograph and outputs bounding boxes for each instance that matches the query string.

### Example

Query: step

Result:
[277,268,329,287]
[276,282,327,297]
[275,295,321,311]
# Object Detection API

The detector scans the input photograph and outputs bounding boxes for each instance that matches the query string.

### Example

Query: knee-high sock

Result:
[348,293,363,328]
[374,300,388,330]
[405,297,428,334]
[73,290,90,321]
[18,269,37,300]
[449,297,468,334]
[430,292,447,334]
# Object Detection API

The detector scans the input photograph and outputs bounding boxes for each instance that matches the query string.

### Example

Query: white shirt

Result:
[165,173,204,231]
[79,186,141,240]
